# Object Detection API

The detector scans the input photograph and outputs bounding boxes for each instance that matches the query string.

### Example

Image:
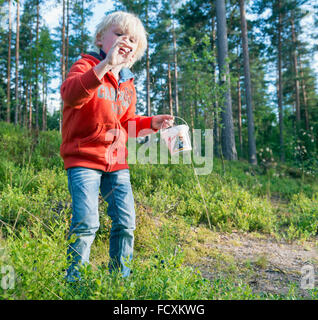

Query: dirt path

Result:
[193,230,318,298]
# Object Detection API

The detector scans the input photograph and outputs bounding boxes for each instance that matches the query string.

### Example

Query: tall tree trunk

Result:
[194,80,199,126]
[172,19,179,117]
[14,0,20,125]
[146,42,151,116]
[239,0,257,165]
[290,12,301,130]
[299,58,309,131]
[160,77,166,113]
[277,0,285,162]
[28,83,32,129]
[42,76,45,131]
[190,104,194,135]
[6,0,12,123]
[167,63,173,116]
[27,22,33,128]
[42,74,47,131]
[60,0,66,133]
[35,0,40,130]
[45,79,48,131]
[180,85,185,120]
[24,82,28,128]
[61,0,66,82]
[211,13,220,158]
[80,0,84,53]
[66,0,70,73]
[216,0,237,160]
[237,48,243,157]
[146,8,151,117]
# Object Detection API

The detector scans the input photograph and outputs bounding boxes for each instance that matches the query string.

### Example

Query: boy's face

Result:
[97,24,138,61]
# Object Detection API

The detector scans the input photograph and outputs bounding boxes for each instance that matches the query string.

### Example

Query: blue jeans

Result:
[65,167,135,281]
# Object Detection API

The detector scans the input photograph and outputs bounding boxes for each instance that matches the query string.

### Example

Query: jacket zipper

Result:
[105,80,121,172]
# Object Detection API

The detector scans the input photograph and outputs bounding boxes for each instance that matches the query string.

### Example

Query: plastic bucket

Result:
[161,124,192,155]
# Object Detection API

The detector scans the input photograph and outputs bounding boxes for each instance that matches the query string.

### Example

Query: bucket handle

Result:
[160,115,190,132]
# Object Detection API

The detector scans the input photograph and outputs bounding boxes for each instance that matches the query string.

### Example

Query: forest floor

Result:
[193,228,317,298]
[185,195,318,298]
[132,194,318,299]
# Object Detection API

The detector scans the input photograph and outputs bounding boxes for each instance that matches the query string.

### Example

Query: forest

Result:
[0,0,317,301]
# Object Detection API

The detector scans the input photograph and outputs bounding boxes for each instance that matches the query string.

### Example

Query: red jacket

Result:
[60,53,155,172]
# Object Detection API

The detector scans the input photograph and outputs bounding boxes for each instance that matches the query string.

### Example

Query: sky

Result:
[43,0,114,37]
[24,0,318,114]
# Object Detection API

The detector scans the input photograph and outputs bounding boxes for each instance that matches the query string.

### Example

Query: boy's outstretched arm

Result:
[122,110,174,138]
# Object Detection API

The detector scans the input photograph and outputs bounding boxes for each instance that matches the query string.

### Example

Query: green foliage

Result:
[0,218,261,300]
[0,122,317,300]
[1,220,70,300]
[0,121,63,170]
[130,161,277,233]
[281,193,318,240]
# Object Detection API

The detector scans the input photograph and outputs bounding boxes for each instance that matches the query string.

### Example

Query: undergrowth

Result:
[0,122,317,300]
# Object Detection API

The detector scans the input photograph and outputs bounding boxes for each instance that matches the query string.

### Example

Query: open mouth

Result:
[119,47,132,55]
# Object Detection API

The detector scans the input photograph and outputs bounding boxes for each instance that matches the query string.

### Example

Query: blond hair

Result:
[94,11,147,63]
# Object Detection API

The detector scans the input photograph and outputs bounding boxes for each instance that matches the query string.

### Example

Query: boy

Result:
[60,11,173,281]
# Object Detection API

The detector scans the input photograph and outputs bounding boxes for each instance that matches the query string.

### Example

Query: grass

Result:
[0,121,317,300]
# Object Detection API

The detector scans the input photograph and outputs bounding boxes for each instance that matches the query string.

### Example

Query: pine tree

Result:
[172,9,179,117]
[239,0,257,165]
[177,0,220,138]
[6,0,12,123]
[38,25,55,131]
[15,0,20,125]
[0,1,8,121]
[35,0,40,130]
[19,0,39,129]
[216,0,237,160]
[252,0,287,161]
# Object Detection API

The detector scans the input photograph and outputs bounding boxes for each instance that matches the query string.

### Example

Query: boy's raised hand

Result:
[105,38,135,69]
[94,39,135,80]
